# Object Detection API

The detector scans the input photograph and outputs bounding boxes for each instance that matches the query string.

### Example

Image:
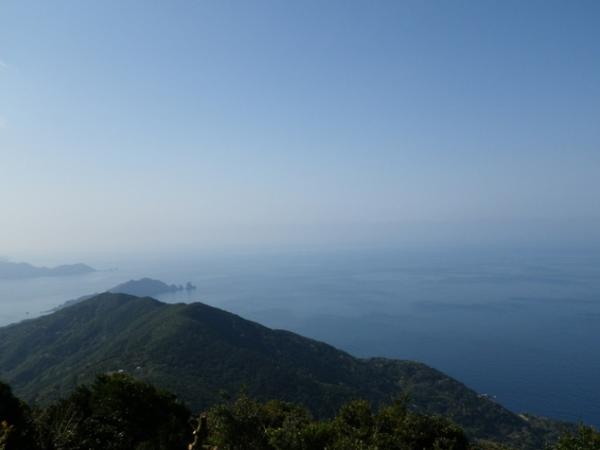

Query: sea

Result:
[1,247,599,427]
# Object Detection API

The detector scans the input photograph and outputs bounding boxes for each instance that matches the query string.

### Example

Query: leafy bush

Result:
[35,374,191,450]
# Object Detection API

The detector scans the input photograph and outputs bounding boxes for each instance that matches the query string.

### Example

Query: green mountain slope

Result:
[0,293,564,448]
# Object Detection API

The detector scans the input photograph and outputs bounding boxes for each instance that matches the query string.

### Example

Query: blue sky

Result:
[1,1,599,260]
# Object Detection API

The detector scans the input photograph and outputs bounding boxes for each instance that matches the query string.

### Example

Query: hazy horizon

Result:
[2,1,600,262]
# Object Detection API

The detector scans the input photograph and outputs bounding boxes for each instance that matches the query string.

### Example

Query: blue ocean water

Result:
[0,248,599,426]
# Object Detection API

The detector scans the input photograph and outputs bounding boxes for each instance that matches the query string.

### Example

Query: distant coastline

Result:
[0,261,95,280]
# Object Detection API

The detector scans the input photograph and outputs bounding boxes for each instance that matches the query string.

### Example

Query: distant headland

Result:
[109,278,197,297]
[54,277,197,311]
[0,261,95,280]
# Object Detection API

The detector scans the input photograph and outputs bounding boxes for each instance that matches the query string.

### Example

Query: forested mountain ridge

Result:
[0,293,567,448]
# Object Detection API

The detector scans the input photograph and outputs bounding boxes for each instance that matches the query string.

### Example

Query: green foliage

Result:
[207,394,313,450]
[206,394,469,450]
[469,441,512,450]
[549,425,600,450]
[35,374,191,450]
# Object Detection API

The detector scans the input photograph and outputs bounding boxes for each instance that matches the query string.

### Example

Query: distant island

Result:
[109,278,197,297]
[0,261,95,280]
[54,277,197,311]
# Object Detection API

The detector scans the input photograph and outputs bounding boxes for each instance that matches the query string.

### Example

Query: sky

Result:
[1,1,599,262]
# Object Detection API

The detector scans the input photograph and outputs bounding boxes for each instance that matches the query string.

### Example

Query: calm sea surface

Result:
[1,248,599,426]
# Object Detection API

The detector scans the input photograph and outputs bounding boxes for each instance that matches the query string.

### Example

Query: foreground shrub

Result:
[549,425,600,450]
[0,382,38,450]
[36,374,191,450]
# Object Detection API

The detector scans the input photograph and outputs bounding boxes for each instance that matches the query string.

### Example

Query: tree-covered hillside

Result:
[0,293,569,448]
